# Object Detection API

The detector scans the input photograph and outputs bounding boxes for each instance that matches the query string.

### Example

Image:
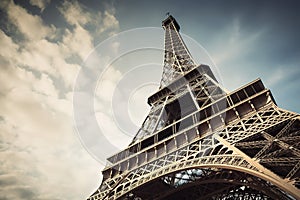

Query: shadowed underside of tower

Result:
[88,15,300,200]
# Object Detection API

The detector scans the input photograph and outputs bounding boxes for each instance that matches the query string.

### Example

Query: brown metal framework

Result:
[88,15,300,200]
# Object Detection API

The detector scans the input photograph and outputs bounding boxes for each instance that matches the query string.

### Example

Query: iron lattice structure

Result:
[88,15,300,200]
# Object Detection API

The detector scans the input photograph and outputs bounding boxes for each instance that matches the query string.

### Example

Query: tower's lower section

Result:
[128,169,292,200]
[89,100,300,199]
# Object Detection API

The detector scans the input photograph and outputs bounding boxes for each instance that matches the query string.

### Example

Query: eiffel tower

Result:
[88,15,300,200]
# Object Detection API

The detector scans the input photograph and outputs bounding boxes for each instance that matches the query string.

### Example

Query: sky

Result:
[0,0,300,199]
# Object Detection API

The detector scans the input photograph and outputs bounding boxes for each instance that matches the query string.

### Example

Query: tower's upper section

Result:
[160,15,196,88]
[162,15,180,31]
[129,15,222,143]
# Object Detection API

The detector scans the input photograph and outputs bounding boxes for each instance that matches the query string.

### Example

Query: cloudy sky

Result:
[0,0,300,199]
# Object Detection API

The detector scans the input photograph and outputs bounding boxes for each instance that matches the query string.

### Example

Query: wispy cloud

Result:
[29,0,51,12]
[211,18,264,65]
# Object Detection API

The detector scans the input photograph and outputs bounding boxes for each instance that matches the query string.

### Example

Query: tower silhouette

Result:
[88,15,300,200]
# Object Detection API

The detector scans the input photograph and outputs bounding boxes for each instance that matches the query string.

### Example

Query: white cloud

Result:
[59,0,119,38]
[7,1,55,41]
[0,1,120,199]
[59,1,92,26]
[62,25,94,60]
[0,52,99,200]
[2,2,82,88]
[33,73,58,97]
[29,0,51,12]
[0,30,19,59]
[99,10,119,34]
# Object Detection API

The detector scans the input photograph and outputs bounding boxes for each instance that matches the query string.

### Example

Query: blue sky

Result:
[0,0,299,199]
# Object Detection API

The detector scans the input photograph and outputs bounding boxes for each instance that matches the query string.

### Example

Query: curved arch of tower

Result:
[88,15,300,200]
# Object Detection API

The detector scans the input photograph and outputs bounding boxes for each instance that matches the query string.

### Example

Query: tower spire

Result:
[160,15,196,88]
